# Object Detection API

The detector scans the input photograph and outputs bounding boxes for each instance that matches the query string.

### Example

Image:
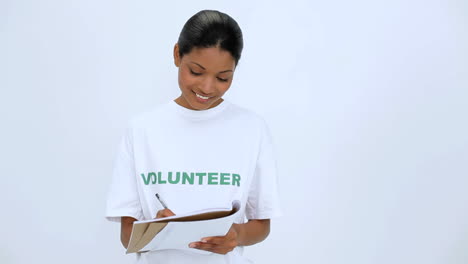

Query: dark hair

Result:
[177,10,243,66]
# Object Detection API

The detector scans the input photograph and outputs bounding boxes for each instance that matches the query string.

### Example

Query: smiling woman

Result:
[174,46,235,109]
[105,9,282,264]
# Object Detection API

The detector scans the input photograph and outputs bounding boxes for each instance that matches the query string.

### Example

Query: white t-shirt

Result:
[105,99,282,264]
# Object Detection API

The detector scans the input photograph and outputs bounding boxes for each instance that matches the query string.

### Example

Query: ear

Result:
[173,43,181,67]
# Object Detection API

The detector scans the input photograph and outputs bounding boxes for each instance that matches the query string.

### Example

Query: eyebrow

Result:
[190,61,233,73]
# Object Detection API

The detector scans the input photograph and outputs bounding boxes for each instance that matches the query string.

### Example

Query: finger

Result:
[156,209,175,218]
[200,236,226,245]
[190,242,219,251]
[201,229,237,245]
[189,242,233,254]
[164,209,175,216]
[194,236,237,250]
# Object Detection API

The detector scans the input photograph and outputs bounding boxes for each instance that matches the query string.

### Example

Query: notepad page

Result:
[140,212,236,254]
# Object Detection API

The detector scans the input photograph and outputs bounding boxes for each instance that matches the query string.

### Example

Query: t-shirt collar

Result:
[169,98,230,120]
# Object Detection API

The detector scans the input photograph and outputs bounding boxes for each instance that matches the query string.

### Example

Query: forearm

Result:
[233,219,270,246]
[121,217,137,248]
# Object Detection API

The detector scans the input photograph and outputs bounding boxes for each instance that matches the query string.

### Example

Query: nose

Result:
[198,77,216,96]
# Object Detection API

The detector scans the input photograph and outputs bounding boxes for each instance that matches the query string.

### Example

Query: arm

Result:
[232,219,270,246]
[120,216,137,249]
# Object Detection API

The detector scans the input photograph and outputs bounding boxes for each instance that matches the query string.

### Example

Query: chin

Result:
[185,98,208,111]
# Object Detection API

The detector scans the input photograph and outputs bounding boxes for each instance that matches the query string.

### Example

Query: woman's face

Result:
[173,44,236,110]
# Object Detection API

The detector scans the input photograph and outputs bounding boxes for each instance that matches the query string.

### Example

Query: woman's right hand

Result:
[155,208,175,218]
[121,209,176,249]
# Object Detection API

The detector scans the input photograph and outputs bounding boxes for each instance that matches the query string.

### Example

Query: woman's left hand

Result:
[188,224,239,254]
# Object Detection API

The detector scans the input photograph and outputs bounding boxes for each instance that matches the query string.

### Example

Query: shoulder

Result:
[126,102,172,130]
[227,102,276,144]
[226,100,269,128]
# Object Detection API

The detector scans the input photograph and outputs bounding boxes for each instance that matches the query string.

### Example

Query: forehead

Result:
[184,46,235,71]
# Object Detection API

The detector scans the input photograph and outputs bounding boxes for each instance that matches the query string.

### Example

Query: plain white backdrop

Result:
[2,0,468,263]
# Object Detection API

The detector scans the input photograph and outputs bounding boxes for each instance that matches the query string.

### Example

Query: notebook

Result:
[126,200,241,254]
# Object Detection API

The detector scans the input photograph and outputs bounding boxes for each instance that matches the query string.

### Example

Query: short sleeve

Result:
[245,119,283,220]
[105,124,144,223]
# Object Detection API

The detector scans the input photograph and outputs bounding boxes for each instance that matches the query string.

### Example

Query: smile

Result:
[193,90,213,100]
[196,93,210,100]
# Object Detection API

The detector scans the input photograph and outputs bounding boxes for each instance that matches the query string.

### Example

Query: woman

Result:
[106,9,282,263]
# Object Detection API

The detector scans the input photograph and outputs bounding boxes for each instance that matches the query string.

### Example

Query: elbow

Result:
[262,220,271,242]
[253,219,271,244]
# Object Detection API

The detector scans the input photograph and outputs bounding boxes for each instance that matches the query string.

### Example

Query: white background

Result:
[2,0,468,263]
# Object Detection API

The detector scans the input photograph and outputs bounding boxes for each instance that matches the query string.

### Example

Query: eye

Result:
[190,68,228,82]
[190,69,202,76]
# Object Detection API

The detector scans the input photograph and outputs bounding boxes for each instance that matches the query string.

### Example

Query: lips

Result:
[196,93,210,100]
[192,90,213,103]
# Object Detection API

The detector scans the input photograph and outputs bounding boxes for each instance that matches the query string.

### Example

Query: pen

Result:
[155,193,168,209]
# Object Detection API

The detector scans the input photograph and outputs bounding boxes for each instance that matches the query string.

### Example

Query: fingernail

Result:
[189,243,195,248]
[201,239,207,243]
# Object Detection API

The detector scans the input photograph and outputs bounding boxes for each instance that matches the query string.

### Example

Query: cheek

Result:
[221,80,233,92]
[178,71,195,89]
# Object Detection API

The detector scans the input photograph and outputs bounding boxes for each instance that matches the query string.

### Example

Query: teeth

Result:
[196,93,210,100]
